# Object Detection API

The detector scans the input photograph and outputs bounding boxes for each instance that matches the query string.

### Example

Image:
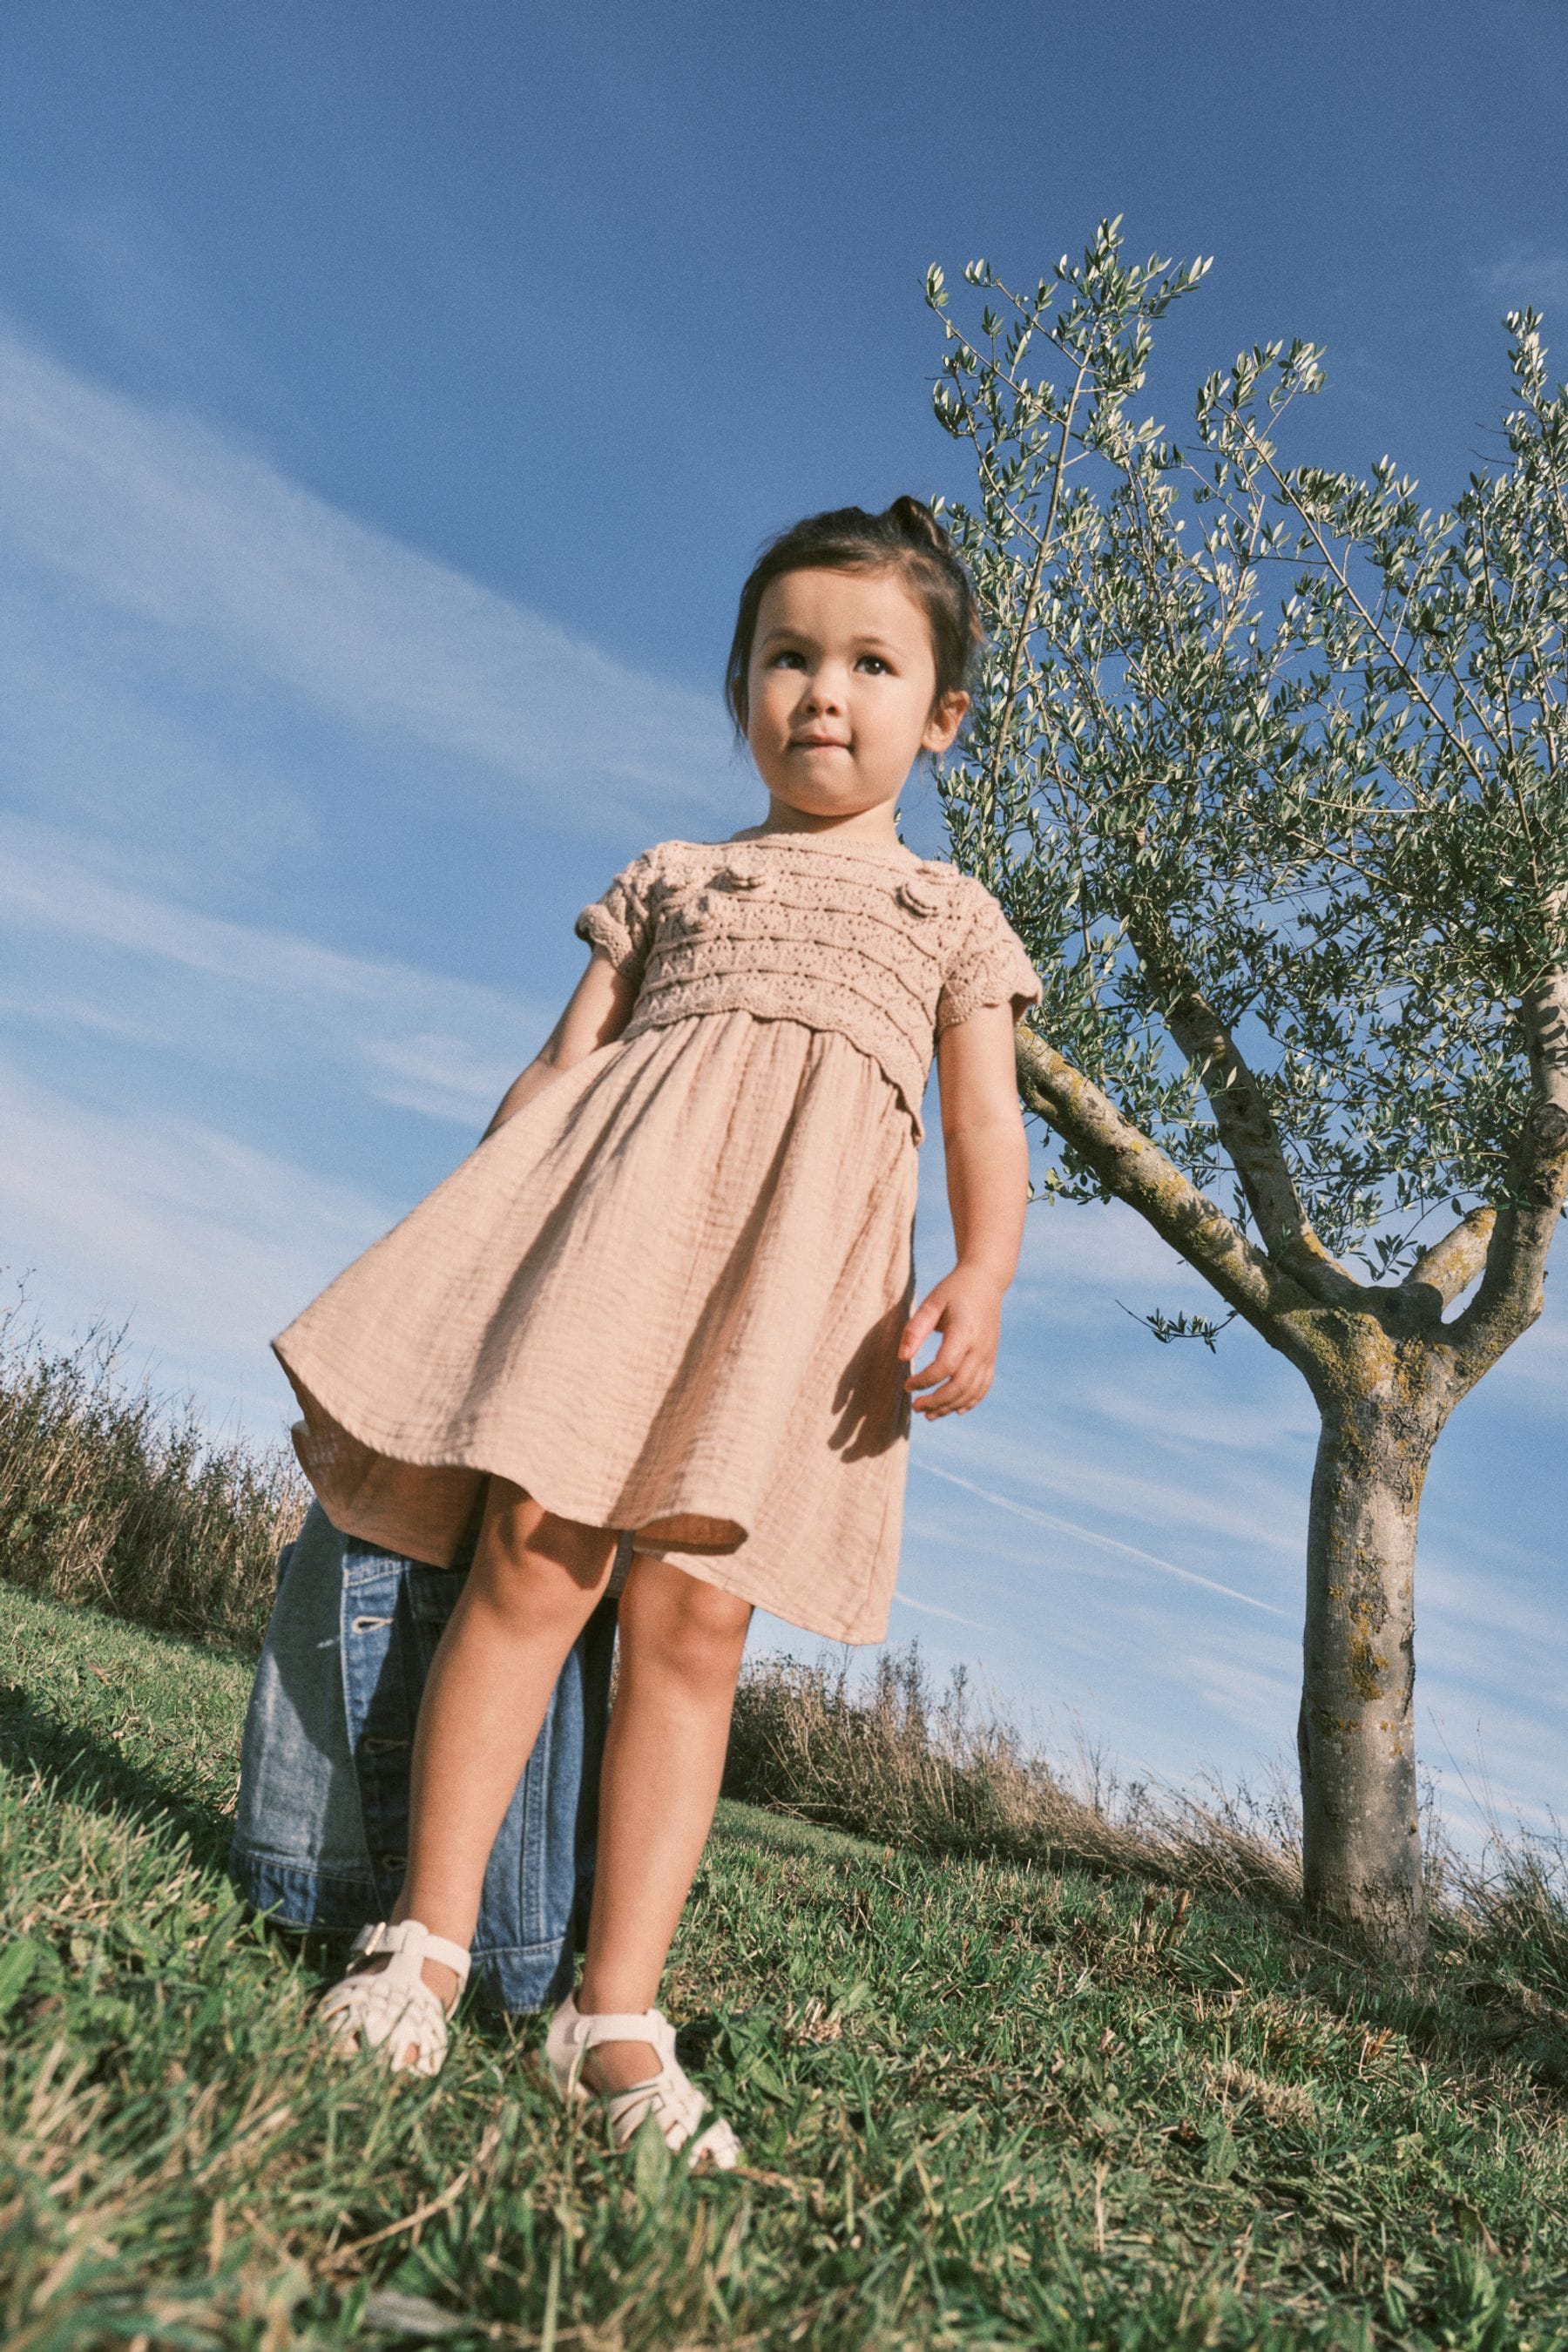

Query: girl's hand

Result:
[897,1267,1005,1418]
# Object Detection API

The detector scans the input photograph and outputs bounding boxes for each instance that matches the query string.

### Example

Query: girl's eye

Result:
[770,650,806,670]
[855,655,890,674]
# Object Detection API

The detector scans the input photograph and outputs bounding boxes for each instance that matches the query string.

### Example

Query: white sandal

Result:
[316,1919,471,2078]
[544,1993,742,2171]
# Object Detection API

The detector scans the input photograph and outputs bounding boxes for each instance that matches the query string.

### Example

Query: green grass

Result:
[4,1585,1568,2350]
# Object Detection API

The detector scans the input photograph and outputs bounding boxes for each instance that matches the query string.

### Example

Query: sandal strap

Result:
[558,2007,675,2055]
[543,1995,740,2170]
[545,1998,677,2105]
[350,1918,471,1991]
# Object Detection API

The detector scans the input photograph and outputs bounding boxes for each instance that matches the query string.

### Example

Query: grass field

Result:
[3,1583,1568,2350]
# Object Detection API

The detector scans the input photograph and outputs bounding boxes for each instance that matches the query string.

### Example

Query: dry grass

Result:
[724,1647,1302,1907]
[0,1301,308,1652]
[1442,1825,1568,2036]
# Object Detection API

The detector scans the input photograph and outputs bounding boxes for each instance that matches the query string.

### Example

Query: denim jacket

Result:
[229,1501,620,2012]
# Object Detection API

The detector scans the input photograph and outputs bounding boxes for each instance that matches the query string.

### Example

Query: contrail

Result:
[892,1589,990,1632]
[912,1460,1290,1619]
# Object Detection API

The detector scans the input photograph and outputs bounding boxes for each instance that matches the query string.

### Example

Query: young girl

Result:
[272,497,1041,2170]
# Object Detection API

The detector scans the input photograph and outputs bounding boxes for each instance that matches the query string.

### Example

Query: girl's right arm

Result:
[482,949,638,1139]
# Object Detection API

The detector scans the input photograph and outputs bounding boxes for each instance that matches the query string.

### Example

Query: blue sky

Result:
[2,1,1565,1845]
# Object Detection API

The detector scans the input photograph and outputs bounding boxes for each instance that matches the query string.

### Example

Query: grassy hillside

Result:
[0,1308,307,1652]
[3,1584,1567,2350]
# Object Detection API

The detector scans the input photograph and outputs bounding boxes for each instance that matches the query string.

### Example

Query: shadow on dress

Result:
[828,1293,912,1463]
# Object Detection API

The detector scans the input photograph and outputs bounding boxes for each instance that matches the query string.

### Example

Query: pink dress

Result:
[273,831,1040,1642]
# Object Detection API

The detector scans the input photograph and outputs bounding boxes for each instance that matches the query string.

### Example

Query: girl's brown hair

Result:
[724,496,983,733]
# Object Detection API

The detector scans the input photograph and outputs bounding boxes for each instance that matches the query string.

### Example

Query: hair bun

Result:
[885,495,950,553]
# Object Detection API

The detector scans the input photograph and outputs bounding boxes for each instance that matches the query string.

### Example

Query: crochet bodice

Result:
[575,834,1041,1141]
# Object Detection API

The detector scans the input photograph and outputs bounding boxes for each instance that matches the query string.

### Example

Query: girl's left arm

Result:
[899,1003,1031,1419]
[481,950,638,1140]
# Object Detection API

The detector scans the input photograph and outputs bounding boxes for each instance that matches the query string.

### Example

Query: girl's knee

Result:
[622,1556,751,1680]
[474,1484,618,1605]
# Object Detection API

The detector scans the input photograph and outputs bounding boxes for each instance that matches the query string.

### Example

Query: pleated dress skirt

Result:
[273,1010,920,1644]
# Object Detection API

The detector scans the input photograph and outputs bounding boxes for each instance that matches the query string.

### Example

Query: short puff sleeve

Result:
[936,888,1043,1035]
[574,850,659,990]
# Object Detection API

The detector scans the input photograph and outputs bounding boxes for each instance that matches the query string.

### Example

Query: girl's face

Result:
[745,566,969,827]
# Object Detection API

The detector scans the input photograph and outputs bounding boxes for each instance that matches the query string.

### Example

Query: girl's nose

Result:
[801,673,844,714]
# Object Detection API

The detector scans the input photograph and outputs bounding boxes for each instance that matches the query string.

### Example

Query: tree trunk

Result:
[1297,1391,1443,1963]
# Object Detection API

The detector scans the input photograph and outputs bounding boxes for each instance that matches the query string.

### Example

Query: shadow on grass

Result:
[0,1672,571,2050]
[0,1675,236,1867]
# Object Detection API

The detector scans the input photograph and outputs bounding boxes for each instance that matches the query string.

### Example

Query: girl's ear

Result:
[923,690,970,756]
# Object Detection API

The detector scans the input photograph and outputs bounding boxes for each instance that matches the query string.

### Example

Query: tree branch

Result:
[1240,424,1495,794]
[980,355,1091,829]
[1402,1206,1497,1311]
[1125,917,1361,1302]
[1448,961,1568,1380]
[1015,1028,1315,1348]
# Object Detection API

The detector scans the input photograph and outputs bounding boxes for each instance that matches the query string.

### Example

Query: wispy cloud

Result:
[1478,1304,1568,1406]
[0,1053,385,1420]
[1474,248,1568,312]
[1170,1646,1299,1744]
[939,1409,1308,1563]
[0,326,732,1440]
[0,319,734,854]
[10,187,246,393]
[1013,1194,1206,1290]
[1071,1376,1319,1454]
[0,814,549,1124]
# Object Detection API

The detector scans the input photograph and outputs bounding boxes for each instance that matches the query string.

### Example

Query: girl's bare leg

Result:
[381,1477,619,2014]
[575,1552,752,2093]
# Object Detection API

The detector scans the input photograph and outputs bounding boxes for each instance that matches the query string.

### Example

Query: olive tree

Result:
[927,220,1568,1960]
